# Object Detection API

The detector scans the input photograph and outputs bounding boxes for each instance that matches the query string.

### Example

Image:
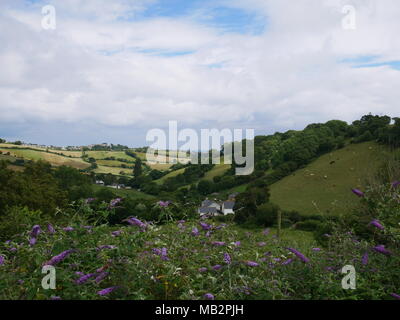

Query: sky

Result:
[0,0,400,147]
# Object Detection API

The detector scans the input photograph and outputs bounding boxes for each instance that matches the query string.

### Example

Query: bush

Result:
[295,219,322,231]
[255,203,280,227]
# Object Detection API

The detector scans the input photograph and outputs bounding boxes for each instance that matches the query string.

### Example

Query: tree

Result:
[134,158,143,179]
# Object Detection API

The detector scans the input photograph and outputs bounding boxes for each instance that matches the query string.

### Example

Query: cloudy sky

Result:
[0,0,399,147]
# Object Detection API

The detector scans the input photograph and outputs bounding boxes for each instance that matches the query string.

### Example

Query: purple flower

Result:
[198,267,207,273]
[282,258,294,265]
[0,255,5,266]
[392,181,400,188]
[262,228,270,236]
[29,237,37,246]
[246,261,259,267]
[152,248,162,255]
[76,273,96,285]
[30,225,41,238]
[47,224,55,234]
[234,241,241,247]
[312,248,321,252]
[63,227,74,232]
[287,248,310,263]
[212,264,222,271]
[211,241,225,246]
[95,272,109,284]
[390,293,400,300]
[109,198,123,208]
[351,188,365,197]
[362,252,369,265]
[111,230,122,237]
[199,222,212,231]
[373,245,392,256]
[44,250,75,266]
[161,248,169,261]
[223,253,231,265]
[258,242,267,247]
[204,293,215,300]
[191,227,199,236]
[125,217,146,229]
[369,219,384,230]
[97,286,118,296]
[50,296,62,300]
[158,200,171,208]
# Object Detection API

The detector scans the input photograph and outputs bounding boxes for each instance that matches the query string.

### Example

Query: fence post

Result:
[277,210,282,240]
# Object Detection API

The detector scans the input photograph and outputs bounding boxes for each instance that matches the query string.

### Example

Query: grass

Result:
[0,148,90,170]
[96,160,134,168]
[155,168,186,184]
[202,164,230,181]
[92,184,155,200]
[85,151,136,162]
[93,165,133,176]
[269,142,388,216]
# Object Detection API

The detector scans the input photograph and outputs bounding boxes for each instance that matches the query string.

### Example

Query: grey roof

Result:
[201,199,219,207]
[199,207,218,214]
[229,192,239,198]
[223,201,235,210]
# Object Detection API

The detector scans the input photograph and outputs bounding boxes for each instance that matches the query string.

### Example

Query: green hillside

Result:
[269,141,388,216]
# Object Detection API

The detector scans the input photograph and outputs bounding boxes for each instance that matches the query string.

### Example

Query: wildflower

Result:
[0,255,5,266]
[223,253,231,265]
[282,258,294,265]
[44,250,75,266]
[47,224,55,234]
[204,293,215,300]
[161,248,169,261]
[373,245,392,256]
[50,296,62,300]
[287,248,310,263]
[199,222,212,231]
[362,252,369,265]
[109,198,123,208]
[212,265,222,271]
[30,225,41,238]
[191,227,199,236]
[258,242,267,247]
[125,217,146,229]
[95,272,109,284]
[351,188,364,197]
[312,248,321,252]
[390,293,400,300]
[369,219,384,230]
[152,248,162,255]
[234,241,241,247]
[205,231,211,237]
[111,230,122,237]
[29,237,37,246]
[97,286,118,296]
[198,267,207,273]
[158,200,171,208]
[246,261,259,267]
[76,273,96,285]
[63,227,74,232]
[392,181,400,189]
[211,241,225,246]
[262,229,270,236]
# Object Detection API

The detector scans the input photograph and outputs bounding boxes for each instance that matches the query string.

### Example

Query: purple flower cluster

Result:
[373,245,392,256]
[44,250,75,266]
[211,241,225,247]
[223,253,231,265]
[0,255,5,266]
[191,227,199,236]
[287,248,310,263]
[351,188,365,197]
[125,217,146,229]
[152,247,169,261]
[109,198,123,209]
[245,261,259,267]
[97,286,119,296]
[47,224,55,234]
[369,219,384,230]
[29,225,42,246]
[158,200,171,208]
[199,222,212,231]
[204,293,215,300]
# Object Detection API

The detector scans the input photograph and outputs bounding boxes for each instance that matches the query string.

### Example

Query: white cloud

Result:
[0,0,400,145]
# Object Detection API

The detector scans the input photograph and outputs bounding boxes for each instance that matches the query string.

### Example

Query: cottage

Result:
[95,180,105,186]
[221,201,235,215]
[198,207,219,217]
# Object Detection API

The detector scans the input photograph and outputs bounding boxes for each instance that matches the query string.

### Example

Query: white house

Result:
[221,201,235,215]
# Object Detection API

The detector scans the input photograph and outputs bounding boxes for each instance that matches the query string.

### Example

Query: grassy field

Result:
[202,164,230,181]
[155,168,186,184]
[0,148,90,170]
[85,151,136,162]
[92,184,155,200]
[96,159,134,168]
[269,142,387,216]
[93,165,133,176]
